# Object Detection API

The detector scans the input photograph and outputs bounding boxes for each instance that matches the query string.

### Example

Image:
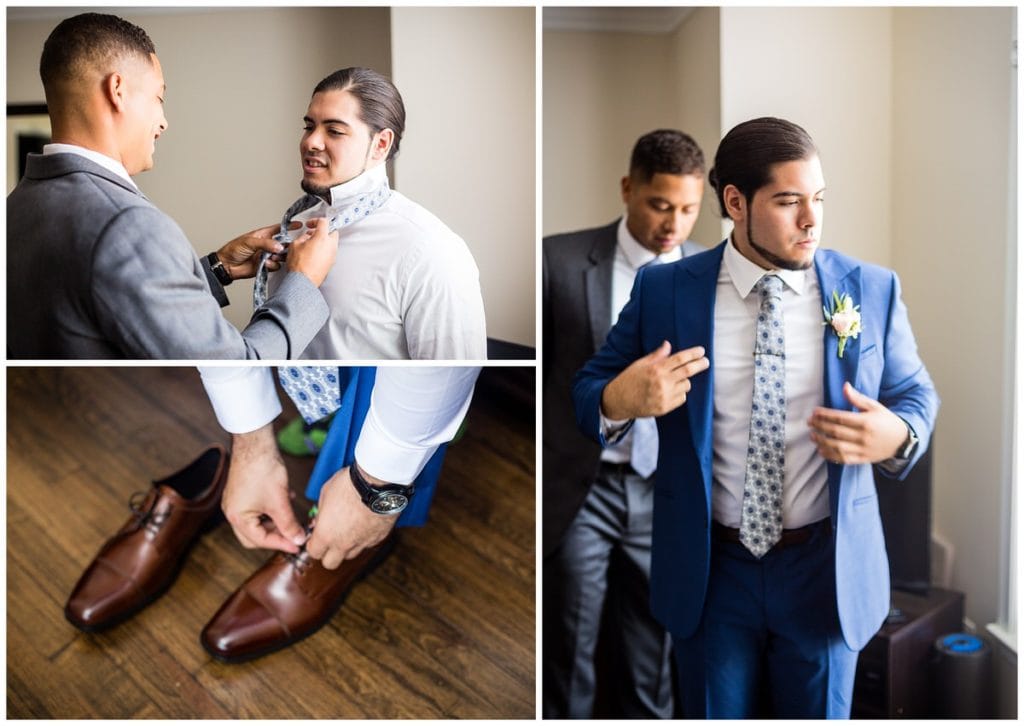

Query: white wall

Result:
[669,7,722,249]
[890,7,1015,695]
[719,7,893,267]
[390,7,535,348]
[543,30,677,237]
[7,6,391,330]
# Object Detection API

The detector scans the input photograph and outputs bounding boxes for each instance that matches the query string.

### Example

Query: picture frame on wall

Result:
[7,103,50,194]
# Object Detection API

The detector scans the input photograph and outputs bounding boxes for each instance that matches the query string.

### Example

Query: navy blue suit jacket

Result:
[572,241,939,650]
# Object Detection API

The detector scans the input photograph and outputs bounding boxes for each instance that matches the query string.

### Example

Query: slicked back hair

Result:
[313,67,406,160]
[708,117,817,218]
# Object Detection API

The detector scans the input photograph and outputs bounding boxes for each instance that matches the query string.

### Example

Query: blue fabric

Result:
[305,367,445,528]
[674,520,859,717]
[572,241,940,656]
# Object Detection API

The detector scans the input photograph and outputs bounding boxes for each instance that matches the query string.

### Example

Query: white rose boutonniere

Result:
[822,290,862,359]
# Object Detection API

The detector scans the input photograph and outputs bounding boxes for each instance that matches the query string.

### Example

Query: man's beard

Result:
[747,215,814,271]
[301,179,332,199]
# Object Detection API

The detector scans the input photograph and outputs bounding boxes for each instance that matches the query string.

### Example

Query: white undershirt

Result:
[198,366,480,484]
[42,143,137,189]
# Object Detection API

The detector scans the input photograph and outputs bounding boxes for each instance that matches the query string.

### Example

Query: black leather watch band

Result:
[206,252,233,286]
[350,461,414,515]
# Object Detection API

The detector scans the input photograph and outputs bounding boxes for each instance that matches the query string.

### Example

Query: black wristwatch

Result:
[350,461,414,515]
[206,252,233,286]
[897,422,920,459]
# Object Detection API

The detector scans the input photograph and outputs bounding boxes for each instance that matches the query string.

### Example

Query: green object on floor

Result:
[277,414,332,457]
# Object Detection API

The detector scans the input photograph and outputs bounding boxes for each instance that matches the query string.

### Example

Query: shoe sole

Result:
[201,535,397,664]
[64,508,226,634]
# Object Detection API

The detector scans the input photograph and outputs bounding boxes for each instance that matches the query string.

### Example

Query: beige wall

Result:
[390,7,535,348]
[543,30,677,238]
[7,7,391,330]
[891,6,1015,685]
[669,7,723,249]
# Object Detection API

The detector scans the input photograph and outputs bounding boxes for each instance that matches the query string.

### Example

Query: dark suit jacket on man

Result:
[572,242,939,651]
[542,219,702,557]
[7,153,328,359]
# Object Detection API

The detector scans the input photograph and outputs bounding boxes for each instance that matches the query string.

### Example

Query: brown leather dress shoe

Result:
[201,536,394,663]
[64,445,229,632]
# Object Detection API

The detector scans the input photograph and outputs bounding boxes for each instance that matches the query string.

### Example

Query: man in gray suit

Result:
[543,130,706,717]
[7,12,337,359]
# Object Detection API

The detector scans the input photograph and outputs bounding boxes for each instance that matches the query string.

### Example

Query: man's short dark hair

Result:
[708,117,818,218]
[40,13,156,96]
[628,129,705,184]
[314,67,406,161]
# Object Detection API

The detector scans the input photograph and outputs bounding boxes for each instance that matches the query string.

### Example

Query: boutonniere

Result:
[822,290,862,359]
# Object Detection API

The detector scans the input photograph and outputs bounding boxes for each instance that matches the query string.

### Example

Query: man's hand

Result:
[305,465,399,570]
[286,217,339,287]
[601,341,709,420]
[222,424,308,553]
[215,222,298,280]
[807,382,908,465]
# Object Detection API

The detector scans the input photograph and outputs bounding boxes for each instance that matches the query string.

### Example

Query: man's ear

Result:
[620,175,632,204]
[103,72,127,112]
[372,129,394,161]
[722,184,746,223]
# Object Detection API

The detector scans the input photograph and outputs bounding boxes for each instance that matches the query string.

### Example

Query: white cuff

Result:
[198,366,281,434]
[354,366,481,484]
[599,409,633,444]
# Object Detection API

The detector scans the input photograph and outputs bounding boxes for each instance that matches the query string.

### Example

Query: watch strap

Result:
[206,252,233,286]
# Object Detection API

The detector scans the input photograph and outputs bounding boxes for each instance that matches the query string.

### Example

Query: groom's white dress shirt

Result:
[267,165,487,360]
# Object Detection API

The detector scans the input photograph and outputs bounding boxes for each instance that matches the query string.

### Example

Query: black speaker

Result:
[876,441,933,594]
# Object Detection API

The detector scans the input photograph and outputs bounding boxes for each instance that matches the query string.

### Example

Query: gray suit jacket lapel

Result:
[583,221,618,352]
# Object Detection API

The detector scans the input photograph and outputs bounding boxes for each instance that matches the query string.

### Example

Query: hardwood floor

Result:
[6,366,535,718]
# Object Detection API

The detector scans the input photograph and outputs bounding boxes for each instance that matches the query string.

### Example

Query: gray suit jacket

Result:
[542,219,703,557]
[7,153,328,359]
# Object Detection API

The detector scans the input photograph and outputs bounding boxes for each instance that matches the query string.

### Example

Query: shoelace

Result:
[128,491,173,535]
[283,523,316,573]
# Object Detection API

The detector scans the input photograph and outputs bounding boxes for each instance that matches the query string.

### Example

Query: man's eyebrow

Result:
[771,187,827,198]
[303,115,352,127]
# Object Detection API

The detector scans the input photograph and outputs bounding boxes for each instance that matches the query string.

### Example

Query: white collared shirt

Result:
[267,164,487,360]
[601,217,687,465]
[198,365,480,484]
[712,238,828,528]
[43,143,137,190]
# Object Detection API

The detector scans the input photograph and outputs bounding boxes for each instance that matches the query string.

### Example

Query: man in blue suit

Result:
[572,117,938,718]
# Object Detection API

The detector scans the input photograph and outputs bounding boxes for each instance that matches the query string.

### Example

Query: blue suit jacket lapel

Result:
[676,243,725,491]
[814,251,863,513]
[814,251,863,410]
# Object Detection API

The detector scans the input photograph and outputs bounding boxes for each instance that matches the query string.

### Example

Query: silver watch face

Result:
[370,492,408,515]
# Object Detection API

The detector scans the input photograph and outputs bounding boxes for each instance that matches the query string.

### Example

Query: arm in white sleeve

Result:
[198,366,282,434]
[355,366,482,484]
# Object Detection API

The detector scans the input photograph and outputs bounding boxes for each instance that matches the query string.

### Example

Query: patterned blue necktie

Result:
[253,180,391,308]
[278,366,343,424]
[739,274,786,558]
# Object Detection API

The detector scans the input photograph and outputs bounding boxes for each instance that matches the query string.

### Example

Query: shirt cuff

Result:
[198,366,281,433]
[354,366,480,484]
[599,409,633,445]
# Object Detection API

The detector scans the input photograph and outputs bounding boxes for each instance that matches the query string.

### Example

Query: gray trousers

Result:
[543,462,673,718]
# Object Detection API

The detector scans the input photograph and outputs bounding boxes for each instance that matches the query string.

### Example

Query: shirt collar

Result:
[325,163,389,207]
[43,143,138,189]
[723,233,810,298]
[616,216,684,270]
